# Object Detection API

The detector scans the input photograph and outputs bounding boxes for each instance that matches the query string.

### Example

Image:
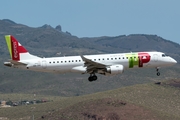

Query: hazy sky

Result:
[0,0,180,44]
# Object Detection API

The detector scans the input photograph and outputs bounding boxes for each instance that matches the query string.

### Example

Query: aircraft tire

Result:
[88,77,94,82]
[92,75,97,81]
[88,75,97,82]
[157,72,160,76]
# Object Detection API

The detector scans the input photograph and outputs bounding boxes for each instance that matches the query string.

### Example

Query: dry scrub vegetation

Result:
[0,79,179,120]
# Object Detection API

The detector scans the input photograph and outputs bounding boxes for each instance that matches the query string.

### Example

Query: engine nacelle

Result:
[106,64,124,75]
[71,66,87,73]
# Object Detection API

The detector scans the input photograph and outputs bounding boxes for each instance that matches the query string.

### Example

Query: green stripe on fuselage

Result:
[125,53,139,68]
[5,35,12,59]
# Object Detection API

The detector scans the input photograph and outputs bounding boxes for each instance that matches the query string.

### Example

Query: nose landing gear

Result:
[156,68,160,76]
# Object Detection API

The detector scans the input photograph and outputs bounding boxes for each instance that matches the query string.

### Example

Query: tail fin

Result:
[5,35,40,61]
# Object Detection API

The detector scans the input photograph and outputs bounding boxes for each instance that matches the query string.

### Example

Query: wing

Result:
[81,55,108,73]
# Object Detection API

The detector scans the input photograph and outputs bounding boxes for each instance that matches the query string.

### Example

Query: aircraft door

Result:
[153,54,158,62]
[42,60,47,69]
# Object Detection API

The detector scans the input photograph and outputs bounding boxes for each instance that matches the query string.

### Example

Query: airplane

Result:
[4,35,177,82]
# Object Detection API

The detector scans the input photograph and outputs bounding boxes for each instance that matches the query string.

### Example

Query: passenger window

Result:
[79,60,81,62]
[61,61,63,63]
[107,58,109,60]
[111,58,113,60]
[115,58,117,60]
[49,62,51,64]
[98,59,100,61]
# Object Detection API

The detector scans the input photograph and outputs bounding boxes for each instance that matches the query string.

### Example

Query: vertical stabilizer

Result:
[5,35,40,61]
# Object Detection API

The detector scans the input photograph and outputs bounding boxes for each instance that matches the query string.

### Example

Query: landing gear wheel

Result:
[92,75,97,81]
[88,74,98,82]
[157,72,160,76]
[88,76,94,82]
[156,67,160,76]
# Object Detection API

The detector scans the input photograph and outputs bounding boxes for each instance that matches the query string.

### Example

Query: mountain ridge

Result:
[0,19,179,96]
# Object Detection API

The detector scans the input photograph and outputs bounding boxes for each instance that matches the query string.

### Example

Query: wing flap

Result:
[80,55,107,73]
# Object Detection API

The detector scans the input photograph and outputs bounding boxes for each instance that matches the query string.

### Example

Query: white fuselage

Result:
[4,35,177,81]
[15,51,177,75]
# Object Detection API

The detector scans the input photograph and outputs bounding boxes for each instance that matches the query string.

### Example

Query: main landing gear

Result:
[88,73,97,82]
[156,68,160,76]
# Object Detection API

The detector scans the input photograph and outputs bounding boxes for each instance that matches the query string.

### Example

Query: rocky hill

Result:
[0,80,180,120]
[0,19,179,59]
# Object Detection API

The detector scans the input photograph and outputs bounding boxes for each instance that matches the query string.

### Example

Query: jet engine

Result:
[106,64,124,75]
[71,66,87,73]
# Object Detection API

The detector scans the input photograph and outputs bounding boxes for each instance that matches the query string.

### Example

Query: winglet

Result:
[80,55,86,61]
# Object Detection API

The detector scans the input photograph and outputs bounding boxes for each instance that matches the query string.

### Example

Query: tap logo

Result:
[11,40,20,61]
[8,35,27,61]
[13,41,18,58]
[126,52,151,68]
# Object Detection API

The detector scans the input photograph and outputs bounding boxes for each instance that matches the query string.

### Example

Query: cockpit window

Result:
[162,54,169,57]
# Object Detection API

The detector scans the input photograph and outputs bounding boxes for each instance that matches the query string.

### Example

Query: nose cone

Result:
[163,57,177,67]
[171,58,177,64]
